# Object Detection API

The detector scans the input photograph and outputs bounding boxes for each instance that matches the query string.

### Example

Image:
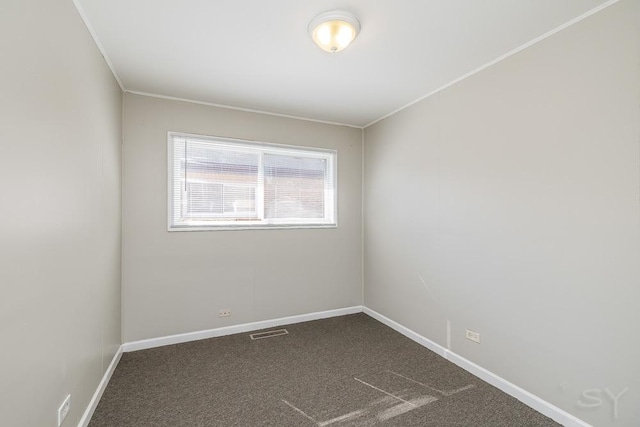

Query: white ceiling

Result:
[76,0,609,127]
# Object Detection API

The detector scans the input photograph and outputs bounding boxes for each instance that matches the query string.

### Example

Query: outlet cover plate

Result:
[58,394,70,426]
[465,329,481,343]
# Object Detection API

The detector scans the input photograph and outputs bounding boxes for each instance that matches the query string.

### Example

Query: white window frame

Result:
[167,132,338,231]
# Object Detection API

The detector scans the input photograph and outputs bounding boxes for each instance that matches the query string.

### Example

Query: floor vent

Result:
[250,329,289,340]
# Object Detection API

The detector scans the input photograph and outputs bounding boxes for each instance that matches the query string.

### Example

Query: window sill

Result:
[167,224,338,232]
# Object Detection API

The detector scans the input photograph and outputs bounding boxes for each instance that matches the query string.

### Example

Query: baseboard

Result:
[78,345,123,427]
[362,307,591,427]
[362,306,449,359]
[122,305,364,352]
[444,351,591,427]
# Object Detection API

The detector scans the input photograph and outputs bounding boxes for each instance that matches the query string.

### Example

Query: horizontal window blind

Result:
[168,132,336,230]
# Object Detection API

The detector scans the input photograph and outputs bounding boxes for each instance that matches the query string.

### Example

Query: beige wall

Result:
[364,1,639,426]
[0,1,122,426]
[122,93,362,342]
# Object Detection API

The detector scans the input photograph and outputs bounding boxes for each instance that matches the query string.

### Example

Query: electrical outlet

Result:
[218,308,231,317]
[58,394,70,426]
[465,329,480,343]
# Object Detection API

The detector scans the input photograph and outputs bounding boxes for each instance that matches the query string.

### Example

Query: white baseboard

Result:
[362,307,591,427]
[122,305,364,352]
[362,306,449,359]
[78,345,123,427]
[444,351,591,427]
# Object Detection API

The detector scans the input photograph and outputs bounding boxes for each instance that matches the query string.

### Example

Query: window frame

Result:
[167,131,338,231]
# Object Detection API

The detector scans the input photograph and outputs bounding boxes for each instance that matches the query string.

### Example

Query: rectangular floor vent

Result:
[250,329,289,340]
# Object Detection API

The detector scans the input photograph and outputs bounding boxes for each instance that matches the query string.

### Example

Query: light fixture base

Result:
[308,10,361,53]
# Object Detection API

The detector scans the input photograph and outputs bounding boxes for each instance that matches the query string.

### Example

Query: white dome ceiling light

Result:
[308,10,361,53]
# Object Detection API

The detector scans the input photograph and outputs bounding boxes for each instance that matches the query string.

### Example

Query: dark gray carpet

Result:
[89,313,559,426]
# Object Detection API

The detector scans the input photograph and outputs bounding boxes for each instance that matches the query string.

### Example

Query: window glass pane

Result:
[183,142,259,220]
[223,185,256,214]
[186,182,222,215]
[264,154,326,219]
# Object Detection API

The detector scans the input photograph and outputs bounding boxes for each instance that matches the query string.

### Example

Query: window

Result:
[168,132,337,230]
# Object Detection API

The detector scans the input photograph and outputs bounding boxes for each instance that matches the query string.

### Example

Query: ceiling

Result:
[75,0,609,127]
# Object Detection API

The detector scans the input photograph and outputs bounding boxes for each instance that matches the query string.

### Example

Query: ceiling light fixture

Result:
[308,10,360,53]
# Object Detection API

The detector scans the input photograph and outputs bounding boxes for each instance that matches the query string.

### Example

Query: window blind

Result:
[168,133,336,230]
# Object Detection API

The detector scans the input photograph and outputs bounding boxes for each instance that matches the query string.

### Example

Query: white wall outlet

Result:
[465,329,481,343]
[218,308,231,317]
[57,394,70,426]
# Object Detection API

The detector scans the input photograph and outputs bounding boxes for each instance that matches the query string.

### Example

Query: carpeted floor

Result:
[89,313,560,426]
